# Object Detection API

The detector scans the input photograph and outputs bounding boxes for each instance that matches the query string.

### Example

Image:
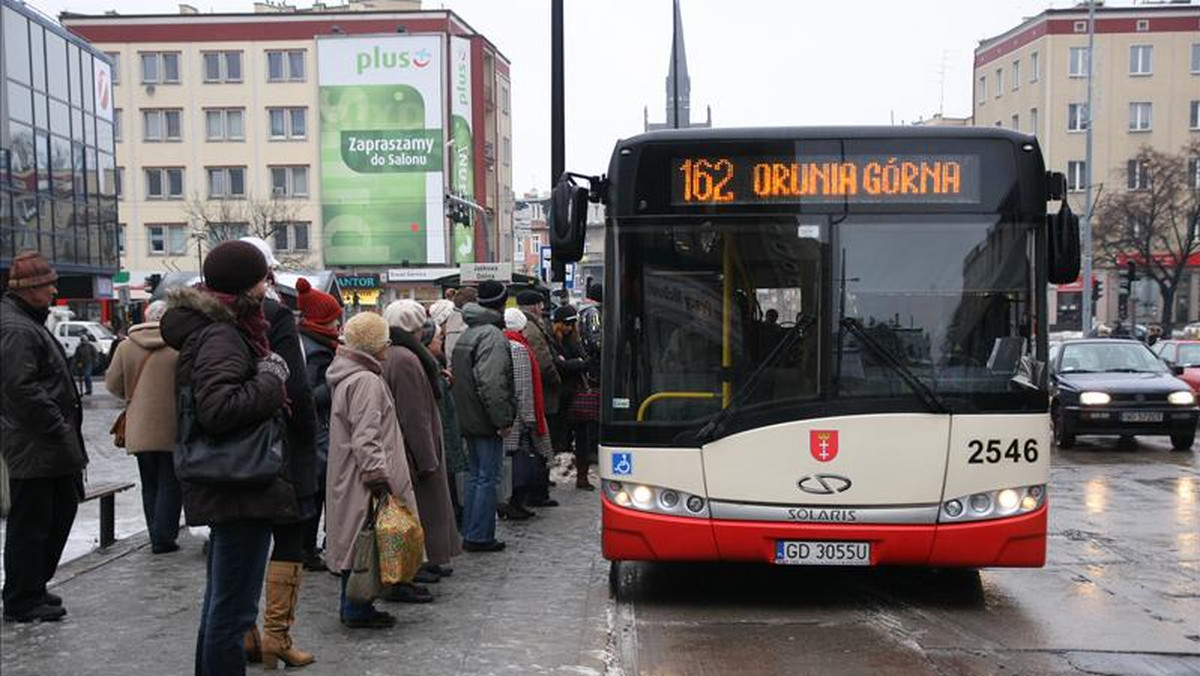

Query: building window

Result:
[202,51,243,83]
[207,167,246,199]
[1190,101,1200,130]
[106,52,120,84]
[1073,20,1088,33]
[114,109,122,142]
[1127,160,1151,191]
[1068,103,1088,132]
[117,224,125,255]
[977,75,986,105]
[1129,102,1153,131]
[1069,47,1089,78]
[272,222,310,252]
[995,68,1004,97]
[502,87,510,114]
[268,107,306,140]
[140,52,180,84]
[115,167,124,199]
[269,166,309,197]
[147,224,188,256]
[1129,45,1153,76]
[1189,158,1200,190]
[145,167,184,200]
[1030,51,1039,82]
[1067,161,1087,192]
[1136,19,1149,32]
[266,50,305,82]
[1030,107,1039,135]
[142,109,182,142]
[205,108,245,141]
[503,137,511,167]
[1011,114,1019,130]
[1193,44,1200,74]
[1011,60,1020,90]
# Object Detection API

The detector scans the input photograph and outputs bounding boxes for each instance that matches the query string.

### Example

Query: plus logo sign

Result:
[809,430,839,463]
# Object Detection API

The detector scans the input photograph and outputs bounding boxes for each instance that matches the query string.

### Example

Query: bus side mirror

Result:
[1047,201,1081,285]
[550,175,589,265]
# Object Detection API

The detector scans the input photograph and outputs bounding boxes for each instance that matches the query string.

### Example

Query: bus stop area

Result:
[1,394,1197,676]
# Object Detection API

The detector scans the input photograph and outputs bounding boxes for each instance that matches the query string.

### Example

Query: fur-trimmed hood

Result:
[159,286,239,351]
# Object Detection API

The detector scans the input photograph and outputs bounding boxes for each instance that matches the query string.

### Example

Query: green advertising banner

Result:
[318,36,446,265]
[450,36,475,264]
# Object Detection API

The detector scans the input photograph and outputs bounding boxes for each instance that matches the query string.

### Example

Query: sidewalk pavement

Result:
[0,470,615,676]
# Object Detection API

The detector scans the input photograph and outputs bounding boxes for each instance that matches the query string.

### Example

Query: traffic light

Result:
[1092,279,1103,304]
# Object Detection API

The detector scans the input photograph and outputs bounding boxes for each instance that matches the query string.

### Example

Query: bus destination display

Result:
[672,155,980,205]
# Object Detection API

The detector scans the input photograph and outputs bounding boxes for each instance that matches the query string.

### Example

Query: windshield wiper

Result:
[692,314,818,444]
[1104,368,1154,373]
[839,317,948,414]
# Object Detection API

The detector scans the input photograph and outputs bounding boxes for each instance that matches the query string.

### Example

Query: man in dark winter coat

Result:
[0,251,87,623]
[451,281,516,552]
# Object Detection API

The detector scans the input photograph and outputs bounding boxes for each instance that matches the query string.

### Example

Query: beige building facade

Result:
[973,2,1200,330]
[62,1,513,299]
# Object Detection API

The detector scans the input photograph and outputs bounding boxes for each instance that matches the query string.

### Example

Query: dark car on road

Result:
[1050,339,1198,450]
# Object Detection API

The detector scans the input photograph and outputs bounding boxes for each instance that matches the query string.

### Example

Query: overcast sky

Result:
[29,0,1124,193]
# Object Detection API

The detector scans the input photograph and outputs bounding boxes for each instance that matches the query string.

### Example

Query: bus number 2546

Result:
[967,439,1038,464]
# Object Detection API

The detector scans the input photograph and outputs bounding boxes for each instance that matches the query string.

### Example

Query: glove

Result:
[366,477,391,498]
[256,352,290,384]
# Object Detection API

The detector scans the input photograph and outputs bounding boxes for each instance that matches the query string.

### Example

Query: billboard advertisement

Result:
[450,36,475,263]
[318,35,446,265]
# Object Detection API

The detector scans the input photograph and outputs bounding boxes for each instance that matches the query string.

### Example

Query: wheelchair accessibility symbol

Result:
[612,452,633,476]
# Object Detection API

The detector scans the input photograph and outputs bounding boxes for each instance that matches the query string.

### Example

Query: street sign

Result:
[461,262,514,283]
[564,262,576,289]
[540,246,553,282]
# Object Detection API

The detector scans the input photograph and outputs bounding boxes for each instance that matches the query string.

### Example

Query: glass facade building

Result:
[1,0,119,306]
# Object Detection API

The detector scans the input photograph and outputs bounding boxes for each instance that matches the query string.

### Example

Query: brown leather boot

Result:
[575,460,595,491]
[244,627,262,663]
[261,561,315,670]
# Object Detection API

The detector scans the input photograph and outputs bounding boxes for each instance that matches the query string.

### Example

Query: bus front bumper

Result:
[602,498,1047,568]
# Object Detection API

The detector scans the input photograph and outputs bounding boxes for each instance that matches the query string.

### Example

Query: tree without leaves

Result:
[1094,141,1200,333]
[183,191,311,269]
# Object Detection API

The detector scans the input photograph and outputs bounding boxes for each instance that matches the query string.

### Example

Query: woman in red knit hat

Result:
[294,277,343,573]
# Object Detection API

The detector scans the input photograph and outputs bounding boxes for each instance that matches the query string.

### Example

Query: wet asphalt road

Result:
[609,436,1199,676]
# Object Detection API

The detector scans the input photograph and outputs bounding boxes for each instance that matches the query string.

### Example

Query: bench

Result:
[83,481,135,548]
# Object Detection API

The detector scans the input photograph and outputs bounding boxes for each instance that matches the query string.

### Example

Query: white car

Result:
[53,321,115,365]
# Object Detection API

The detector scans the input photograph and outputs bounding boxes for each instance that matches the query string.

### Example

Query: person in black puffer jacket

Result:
[160,241,297,676]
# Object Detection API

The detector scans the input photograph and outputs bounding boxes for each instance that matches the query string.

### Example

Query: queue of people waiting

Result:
[0,241,602,676]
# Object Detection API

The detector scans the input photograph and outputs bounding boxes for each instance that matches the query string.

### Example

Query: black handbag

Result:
[174,385,285,485]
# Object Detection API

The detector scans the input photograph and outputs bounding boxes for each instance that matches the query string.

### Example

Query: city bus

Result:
[551,127,1079,577]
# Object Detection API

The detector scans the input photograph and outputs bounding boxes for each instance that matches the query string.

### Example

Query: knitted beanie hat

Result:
[203,241,268,295]
[477,280,507,310]
[515,289,544,307]
[504,307,528,332]
[343,312,390,355]
[428,299,455,327]
[295,277,342,325]
[383,299,427,334]
[6,250,58,290]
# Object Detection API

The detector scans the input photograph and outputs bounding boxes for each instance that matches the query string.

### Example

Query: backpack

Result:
[578,304,602,358]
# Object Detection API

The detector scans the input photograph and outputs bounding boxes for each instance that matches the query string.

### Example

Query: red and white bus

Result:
[556,127,1078,575]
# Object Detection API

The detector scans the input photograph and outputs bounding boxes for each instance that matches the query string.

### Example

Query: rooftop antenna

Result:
[938,50,948,116]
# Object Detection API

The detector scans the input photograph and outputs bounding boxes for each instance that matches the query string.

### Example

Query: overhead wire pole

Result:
[1081,0,1096,333]
[550,0,565,282]
[672,0,679,129]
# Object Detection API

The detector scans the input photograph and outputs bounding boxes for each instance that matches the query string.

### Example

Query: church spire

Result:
[666,0,690,128]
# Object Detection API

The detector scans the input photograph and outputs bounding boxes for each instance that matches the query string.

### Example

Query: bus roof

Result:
[615,125,1036,150]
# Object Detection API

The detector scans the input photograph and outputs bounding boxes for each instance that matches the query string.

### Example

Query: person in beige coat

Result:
[104,300,182,554]
[325,312,422,628]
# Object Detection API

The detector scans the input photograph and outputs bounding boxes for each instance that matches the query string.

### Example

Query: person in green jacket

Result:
[450,281,516,552]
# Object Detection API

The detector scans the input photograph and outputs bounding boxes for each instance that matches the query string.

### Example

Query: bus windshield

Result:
[606,214,1039,442]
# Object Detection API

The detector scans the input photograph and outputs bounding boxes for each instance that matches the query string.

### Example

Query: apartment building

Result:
[973,1,1200,329]
[61,0,513,299]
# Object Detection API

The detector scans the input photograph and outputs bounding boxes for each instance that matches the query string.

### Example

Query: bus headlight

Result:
[940,484,1046,523]
[1080,391,1111,405]
[1169,391,1195,405]
[602,480,709,518]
